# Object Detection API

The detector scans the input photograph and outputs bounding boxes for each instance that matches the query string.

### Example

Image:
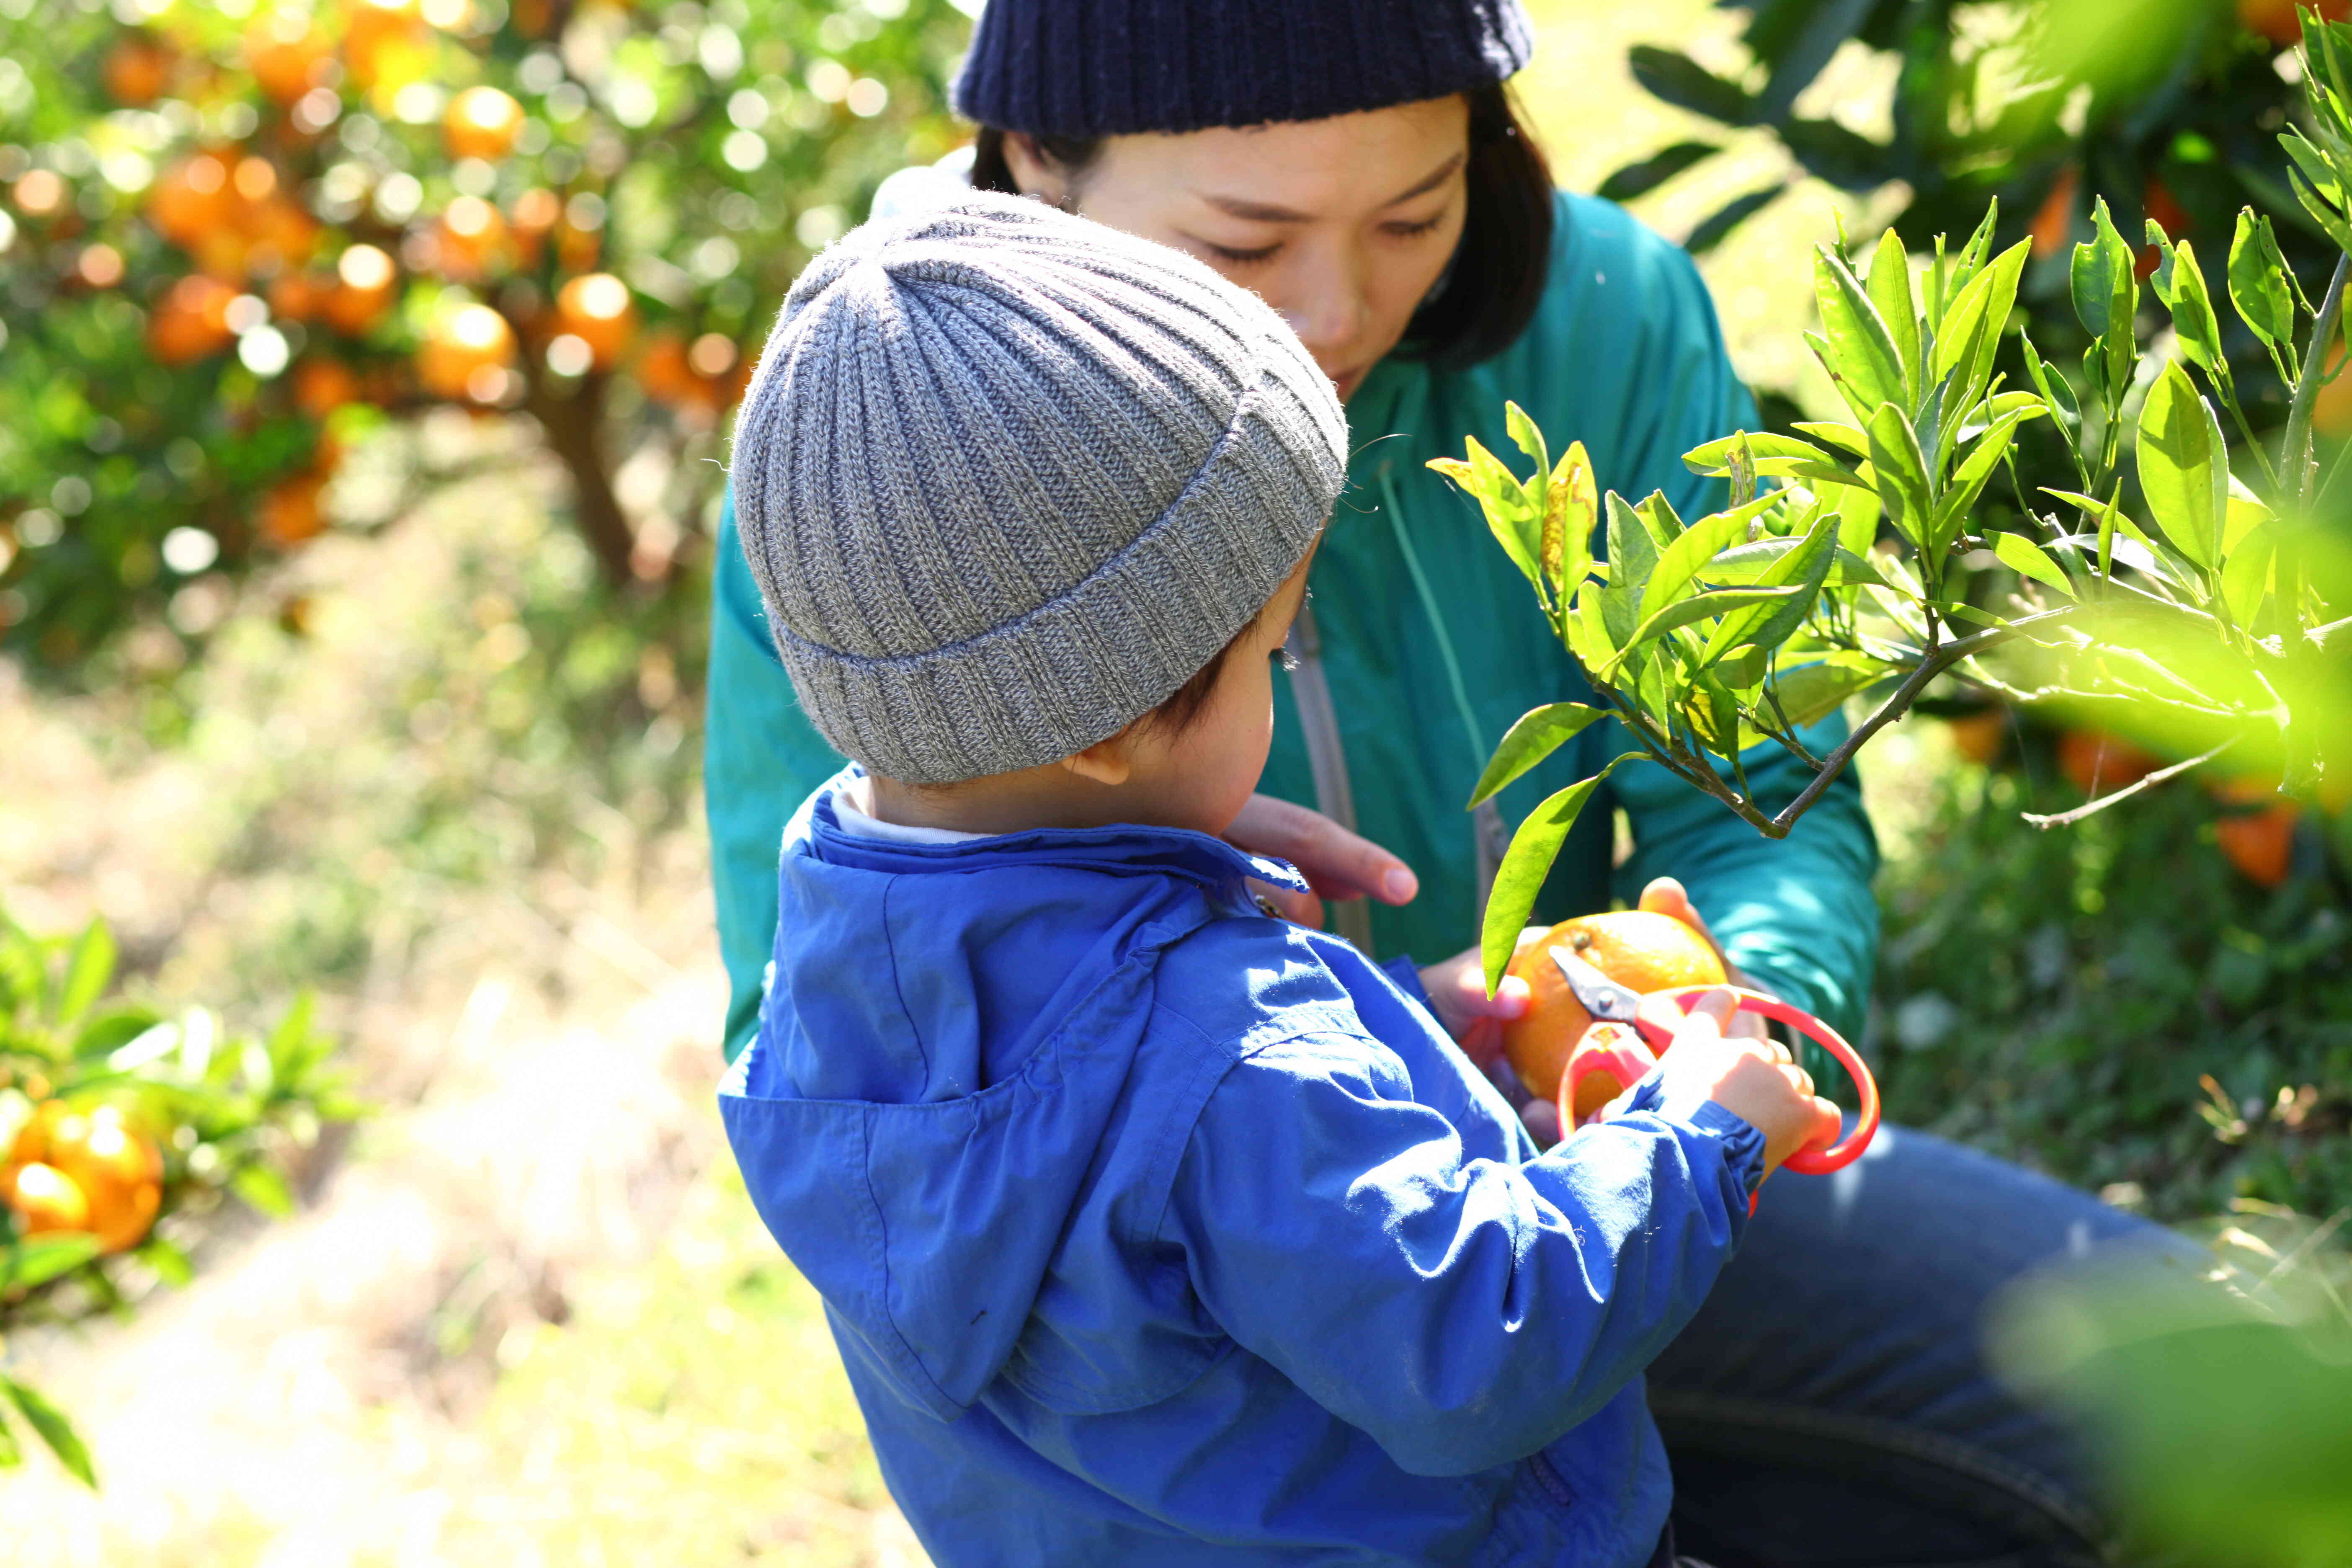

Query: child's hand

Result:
[1648,988,1842,1175]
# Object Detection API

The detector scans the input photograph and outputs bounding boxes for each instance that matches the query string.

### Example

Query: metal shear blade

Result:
[1549,946,1643,1023]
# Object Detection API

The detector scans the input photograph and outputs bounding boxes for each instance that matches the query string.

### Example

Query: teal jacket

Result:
[704,190,1880,1061]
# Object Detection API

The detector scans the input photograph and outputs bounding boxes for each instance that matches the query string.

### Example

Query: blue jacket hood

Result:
[722,777,1308,1422]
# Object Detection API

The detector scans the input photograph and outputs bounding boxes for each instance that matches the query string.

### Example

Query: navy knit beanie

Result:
[952,0,1535,138]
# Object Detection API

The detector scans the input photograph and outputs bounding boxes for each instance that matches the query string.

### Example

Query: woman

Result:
[704,2,2181,1560]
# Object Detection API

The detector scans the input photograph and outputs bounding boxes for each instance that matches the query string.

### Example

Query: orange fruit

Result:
[417,302,517,400]
[343,0,432,91]
[2217,807,2300,887]
[444,85,524,161]
[103,34,174,107]
[323,243,397,335]
[147,274,239,366]
[5,1162,90,1237]
[553,272,636,369]
[44,1105,162,1253]
[270,268,328,322]
[1499,910,1726,1106]
[2056,730,2160,797]
[2030,165,2078,260]
[246,15,331,105]
[7,1098,67,1167]
[291,355,360,418]
[147,151,234,244]
[1947,709,2007,765]
[2241,0,2348,44]
[431,194,512,281]
[258,468,332,544]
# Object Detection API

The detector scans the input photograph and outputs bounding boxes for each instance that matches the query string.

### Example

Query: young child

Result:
[720,193,1839,1568]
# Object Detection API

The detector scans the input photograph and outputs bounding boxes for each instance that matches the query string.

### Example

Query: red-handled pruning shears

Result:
[1547,946,1880,1181]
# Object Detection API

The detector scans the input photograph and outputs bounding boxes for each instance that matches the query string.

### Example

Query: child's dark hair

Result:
[1142,620,1252,735]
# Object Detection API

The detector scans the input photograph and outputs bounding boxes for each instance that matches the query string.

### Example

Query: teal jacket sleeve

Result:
[1585,218,1881,1043]
[705,487,850,1060]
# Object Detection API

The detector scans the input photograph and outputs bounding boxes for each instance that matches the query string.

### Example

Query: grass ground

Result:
[0,4,2217,1562]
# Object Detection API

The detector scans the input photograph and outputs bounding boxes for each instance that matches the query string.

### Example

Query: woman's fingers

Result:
[1225,794,1419,905]
[1637,877,1769,1039]
[1417,944,1532,1042]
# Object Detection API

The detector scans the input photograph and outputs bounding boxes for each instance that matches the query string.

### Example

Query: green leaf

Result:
[1778,117,1892,191]
[1994,531,2073,594]
[2220,524,2275,626]
[1865,402,1931,549]
[1504,400,1549,485]
[2020,333,2081,444]
[1640,492,1784,616]
[1814,245,1908,423]
[1792,420,1872,459]
[1627,45,1756,124]
[1932,408,2036,551]
[1682,431,1868,490]
[73,1006,162,1061]
[1480,756,1642,995]
[0,1406,18,1470]
[2156,239,2224,372]
[1601,493,1659,646]
[3,1377,95,1488]
[55,919,115,1028]
[1701,510,1839,663]
[1543,441,1600,602]
[1931,239,2030,408]
[2070,198,2136,339]
[2227,208,2296,348]
[4,1233,101,1289]
[1866,229,1921,400]
[1773,653,1896,729]
[1563,582,1615,670]
[1632,490,1686,547]
[1467,703,1605,808]
[1686,183,1786,256]
[1596,140,1720,203]
[2135,361,2229,571]
[1619,585,1808,661]
[134,1233,196,1289]
[231,1162,297,1220]
[1429,438,1542,599]
[1836,483,1881,557]
[2043,488,2163,555]
[1713,644,1769,690]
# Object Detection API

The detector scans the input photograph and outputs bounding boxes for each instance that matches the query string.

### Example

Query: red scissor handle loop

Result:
[1655,985,1880,1173]
[1557,1023,1658,1131]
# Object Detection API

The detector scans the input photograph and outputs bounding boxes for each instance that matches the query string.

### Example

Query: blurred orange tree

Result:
[0,0,969,673]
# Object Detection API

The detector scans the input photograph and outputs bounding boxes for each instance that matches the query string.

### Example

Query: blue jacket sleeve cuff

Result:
[1622,1072,1768,1197]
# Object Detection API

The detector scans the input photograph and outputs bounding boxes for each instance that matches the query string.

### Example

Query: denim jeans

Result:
[1648,1122,2206,1568]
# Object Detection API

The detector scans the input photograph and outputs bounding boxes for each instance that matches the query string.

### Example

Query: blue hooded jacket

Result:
[721,774,1767,1567]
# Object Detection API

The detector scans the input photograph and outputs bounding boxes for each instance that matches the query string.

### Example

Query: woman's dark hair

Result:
[968,83,1555,370]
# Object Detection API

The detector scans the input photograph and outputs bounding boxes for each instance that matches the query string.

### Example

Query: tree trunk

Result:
[531,372,637,588]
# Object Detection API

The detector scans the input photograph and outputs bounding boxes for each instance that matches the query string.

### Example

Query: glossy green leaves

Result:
[2136,361,2228,571]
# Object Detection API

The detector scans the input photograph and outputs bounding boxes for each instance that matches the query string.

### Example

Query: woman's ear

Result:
[999,132,1071,209]
[1058,728,1134,787]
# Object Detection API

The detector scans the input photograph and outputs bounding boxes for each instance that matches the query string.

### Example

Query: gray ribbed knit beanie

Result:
[730,192,1347,785]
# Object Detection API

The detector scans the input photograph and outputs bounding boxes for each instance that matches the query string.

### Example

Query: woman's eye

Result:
[1384,214,1445,240]
[1204,240,1279,267]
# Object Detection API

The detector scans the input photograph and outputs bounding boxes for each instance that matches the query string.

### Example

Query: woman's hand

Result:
[1226,794,1419,928]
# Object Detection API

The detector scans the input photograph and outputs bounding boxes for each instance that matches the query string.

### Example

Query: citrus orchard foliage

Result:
[0,0,968,672]
[1442,8,2352,993]
[0,908,354,1484]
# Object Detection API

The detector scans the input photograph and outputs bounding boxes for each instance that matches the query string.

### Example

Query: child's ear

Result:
[1059,730,1135,787]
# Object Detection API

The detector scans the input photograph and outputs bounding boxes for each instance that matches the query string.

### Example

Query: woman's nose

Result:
[1274,266,1369,371]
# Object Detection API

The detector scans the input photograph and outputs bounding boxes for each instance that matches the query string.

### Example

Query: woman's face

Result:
[1005,96,1472,403]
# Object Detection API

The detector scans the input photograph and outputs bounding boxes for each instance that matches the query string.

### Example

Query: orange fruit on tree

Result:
[1947,708,2008,765]
[417,301,518,400]
[445,85,524,160]
[2030,165,2079,260]
[323,242,397,335]
[1498,910,1727,1107]
[343,0,432,91]
[246,13,332,105]
[2241,0,2349,44]
[291,355,360,418]
[43,1105,162,1253]
[147,151,235,244]
[103,33,174,107]
[7,1097,67,1167]
[553,272,637,369]
[258,468,333,545]
[2056,729,2160,797]
[147,274,240,366]
[5,1162,90,1238]
[431,194,513,281]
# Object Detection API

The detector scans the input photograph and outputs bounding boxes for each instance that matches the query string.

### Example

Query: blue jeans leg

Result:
[1648,1122,2208,1567]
